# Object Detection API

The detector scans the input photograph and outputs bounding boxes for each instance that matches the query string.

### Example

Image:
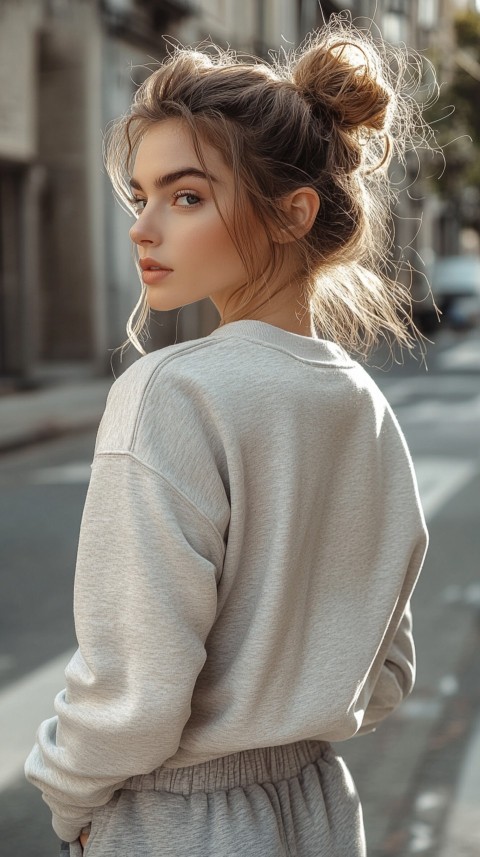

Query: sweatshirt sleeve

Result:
[24,451,226,842]
[356,601,416,735]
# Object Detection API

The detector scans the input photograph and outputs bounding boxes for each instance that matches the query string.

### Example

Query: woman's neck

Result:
[217,277,317,338]
[242,307,317,338]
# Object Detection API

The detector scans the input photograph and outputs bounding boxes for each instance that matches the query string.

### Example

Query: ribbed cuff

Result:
[53,813,92,843]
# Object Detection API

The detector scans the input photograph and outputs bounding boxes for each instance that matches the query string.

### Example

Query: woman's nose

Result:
[129,214,160,246]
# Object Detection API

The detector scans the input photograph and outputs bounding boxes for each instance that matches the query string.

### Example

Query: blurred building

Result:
[0,0,346,388]
[2,0,457,387]
[353,1,446,305]
[0,0,44,384]
[0,0,194,386]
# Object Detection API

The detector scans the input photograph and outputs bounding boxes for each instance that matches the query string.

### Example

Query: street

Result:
[0,329,479,857]
[340,330,480,856]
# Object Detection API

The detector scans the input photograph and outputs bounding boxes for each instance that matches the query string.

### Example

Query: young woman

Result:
[26,15,432,857]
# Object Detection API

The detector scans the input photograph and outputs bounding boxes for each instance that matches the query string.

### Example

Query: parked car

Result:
[430,255,480,330]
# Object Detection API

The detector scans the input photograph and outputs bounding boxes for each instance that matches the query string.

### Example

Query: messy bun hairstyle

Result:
[104,13,437,357]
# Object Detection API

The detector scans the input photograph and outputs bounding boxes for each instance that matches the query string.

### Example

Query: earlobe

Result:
[274,187,320,244]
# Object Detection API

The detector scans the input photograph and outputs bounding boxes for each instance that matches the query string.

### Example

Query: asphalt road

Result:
[340,330,480,856]
[0,329,479,857]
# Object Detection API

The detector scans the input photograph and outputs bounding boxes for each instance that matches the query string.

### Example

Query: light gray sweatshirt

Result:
[25,320,428,842]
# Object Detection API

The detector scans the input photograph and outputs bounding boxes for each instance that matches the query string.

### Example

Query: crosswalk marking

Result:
[397,394,480,426]
[413,457,476,520]
[438,338,480,371]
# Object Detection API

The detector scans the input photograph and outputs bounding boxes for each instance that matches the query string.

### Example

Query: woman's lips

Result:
[141,268,172,285]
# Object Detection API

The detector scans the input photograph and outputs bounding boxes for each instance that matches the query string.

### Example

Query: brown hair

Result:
[103,13,438,358]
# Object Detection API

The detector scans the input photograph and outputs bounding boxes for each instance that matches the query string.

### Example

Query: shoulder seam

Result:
[128,340,220,450]
[93,450,227,556]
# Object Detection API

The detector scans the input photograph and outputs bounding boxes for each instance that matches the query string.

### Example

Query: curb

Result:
[0,418,104,456]
[0,379,112,456]
[438,713,480,856]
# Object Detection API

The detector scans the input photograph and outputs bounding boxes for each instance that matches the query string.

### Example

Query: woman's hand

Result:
[79,831,90,851]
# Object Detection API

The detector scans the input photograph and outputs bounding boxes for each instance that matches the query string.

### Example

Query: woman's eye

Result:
[129,197,147,215]
[173,191,201,207]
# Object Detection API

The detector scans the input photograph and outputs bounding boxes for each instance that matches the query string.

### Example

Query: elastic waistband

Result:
[123,740,332,796]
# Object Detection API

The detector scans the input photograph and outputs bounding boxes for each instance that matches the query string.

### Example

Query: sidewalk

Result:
[0,375,113,454]
[438,713,480,857]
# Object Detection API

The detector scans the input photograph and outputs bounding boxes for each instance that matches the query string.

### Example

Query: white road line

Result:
[373,378,422,406]
[31,463,92,484]
[371,373,479,412]
[438,338,480,371]
[413,457,476,520]
[0,649,75,791]
[397,394,480,426]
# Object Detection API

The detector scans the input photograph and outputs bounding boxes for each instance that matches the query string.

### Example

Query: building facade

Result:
[0,0,43,383]
[0,0,347,387]
[3,0,452,386]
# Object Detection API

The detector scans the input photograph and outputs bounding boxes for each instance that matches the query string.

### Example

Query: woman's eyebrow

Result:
[129,168,217,191]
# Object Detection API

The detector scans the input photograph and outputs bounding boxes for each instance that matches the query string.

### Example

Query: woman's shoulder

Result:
[92,335,232,514]
[115,333,218,388]
[94,333,230,458]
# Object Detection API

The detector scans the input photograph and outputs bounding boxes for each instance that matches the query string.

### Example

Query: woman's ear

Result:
[273,187,320,244]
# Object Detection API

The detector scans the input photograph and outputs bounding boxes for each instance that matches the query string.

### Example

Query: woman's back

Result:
[81,319,427,775]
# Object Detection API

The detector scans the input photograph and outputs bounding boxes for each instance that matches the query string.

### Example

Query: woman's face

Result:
[128,118,266,316]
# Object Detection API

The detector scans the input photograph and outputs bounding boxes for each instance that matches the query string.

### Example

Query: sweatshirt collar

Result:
[208,320,354,366]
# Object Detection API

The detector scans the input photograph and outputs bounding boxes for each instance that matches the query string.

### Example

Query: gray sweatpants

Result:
[66,740,366,856]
